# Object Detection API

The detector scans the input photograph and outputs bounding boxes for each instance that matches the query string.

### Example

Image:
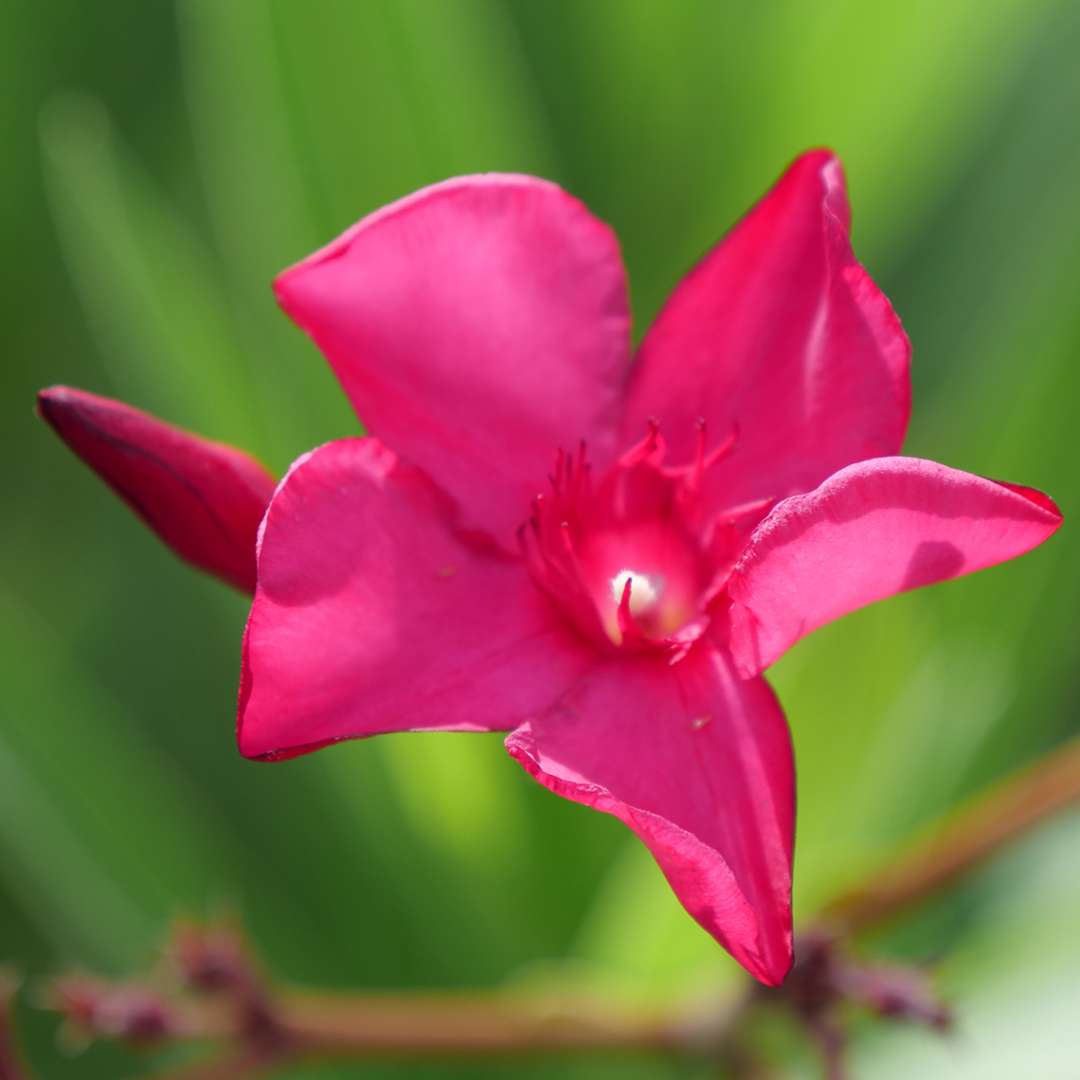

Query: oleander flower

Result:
[39,151,1062,986]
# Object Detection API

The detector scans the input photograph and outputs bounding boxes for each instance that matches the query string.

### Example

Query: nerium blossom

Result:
[40,151,1061,985]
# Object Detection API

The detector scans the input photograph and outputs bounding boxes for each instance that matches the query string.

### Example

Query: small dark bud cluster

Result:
[50,976,172,1045]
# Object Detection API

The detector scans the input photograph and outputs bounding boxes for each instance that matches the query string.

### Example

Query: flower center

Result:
[609,569,662,614]
[578,519,702,645]
[519,422,743,653]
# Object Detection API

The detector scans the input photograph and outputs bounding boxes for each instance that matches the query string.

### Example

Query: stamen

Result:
[693,417,707,484]
[702,425,738,470]
[619,418,666,468]
[717,494,775,526]
[665,420,738,491]
[559,520,576,557]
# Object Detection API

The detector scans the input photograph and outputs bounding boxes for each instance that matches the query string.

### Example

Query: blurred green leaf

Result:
[39,94,263,451]
[0,585,240,968]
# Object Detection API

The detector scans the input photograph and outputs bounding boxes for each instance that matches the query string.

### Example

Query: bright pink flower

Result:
[41,152,1061,986]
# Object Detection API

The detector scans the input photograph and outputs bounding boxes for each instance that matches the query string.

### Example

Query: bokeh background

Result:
[3,1,1079,1076]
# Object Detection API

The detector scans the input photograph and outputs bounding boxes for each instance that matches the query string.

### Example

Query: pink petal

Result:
[622,150,910,515]
[506,646,794,986]
[274,175,631,544]
[727,457,1063,676]
[38,386,275,592]
[238,437,596,760]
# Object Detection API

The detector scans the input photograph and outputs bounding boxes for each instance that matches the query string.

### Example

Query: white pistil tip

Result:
[610,568,663,615]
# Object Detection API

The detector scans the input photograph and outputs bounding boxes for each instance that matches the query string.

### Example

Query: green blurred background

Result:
[3,1,1078,1076]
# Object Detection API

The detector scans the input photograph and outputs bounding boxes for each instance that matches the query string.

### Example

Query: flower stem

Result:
[821,735,1080,934]
[247,735,1080,1063]
[272,992,684,1059]
[45,736,1080,1076]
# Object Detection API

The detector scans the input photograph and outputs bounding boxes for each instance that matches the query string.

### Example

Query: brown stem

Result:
[48,735,1080,1077]
[188,734,1080,1066]
[821,735,1080,934]
[168,991,690,1061]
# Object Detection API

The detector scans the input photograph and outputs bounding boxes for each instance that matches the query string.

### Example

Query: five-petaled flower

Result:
[39,151,1061,986]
